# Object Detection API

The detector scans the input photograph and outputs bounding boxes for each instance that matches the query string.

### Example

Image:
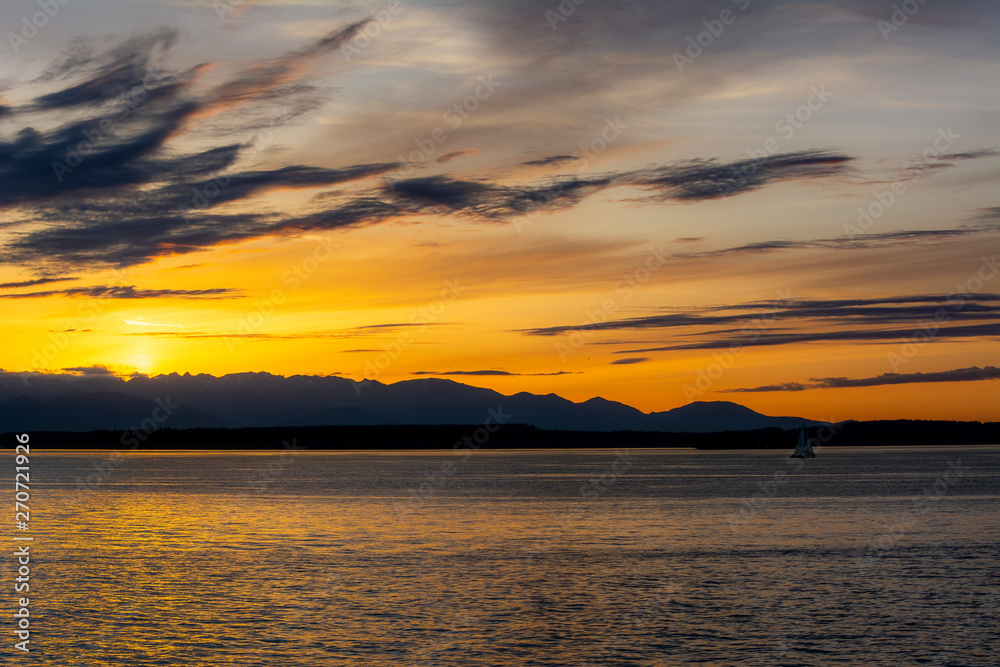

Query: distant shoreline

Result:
[4,420,998,450]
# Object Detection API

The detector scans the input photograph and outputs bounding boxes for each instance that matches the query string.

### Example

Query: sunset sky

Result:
[1,0,997,421]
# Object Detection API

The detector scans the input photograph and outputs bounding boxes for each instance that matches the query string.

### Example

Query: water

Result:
[6,446,999,665]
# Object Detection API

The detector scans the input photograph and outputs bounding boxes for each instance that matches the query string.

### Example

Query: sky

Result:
[1,0,998,421]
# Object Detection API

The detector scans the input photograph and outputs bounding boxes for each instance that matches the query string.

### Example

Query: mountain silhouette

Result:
[0,371,827,432]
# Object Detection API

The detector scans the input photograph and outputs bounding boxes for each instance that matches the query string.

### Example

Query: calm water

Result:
[5,446,999,665]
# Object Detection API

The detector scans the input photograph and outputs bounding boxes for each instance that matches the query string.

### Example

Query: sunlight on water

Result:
[6,447,999,665]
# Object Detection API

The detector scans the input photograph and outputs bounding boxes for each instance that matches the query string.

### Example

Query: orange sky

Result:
[1,0,998,421]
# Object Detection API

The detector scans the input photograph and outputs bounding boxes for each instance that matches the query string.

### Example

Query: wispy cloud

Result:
[521,294,1000,337]
[518,293,1000,356]
[0,28,862,274]
[60,365,119,376]
[669,209,1000,261]
[0,285,238,299]
[520,155,579,168]
[411,369,574,376]
[610,357,649,365]
[351,322,459,331]
[386,149,854,220]
[0,276,79,289]
[622,323,1000,353]
[0,24,399,270]
[726,366,1000,392]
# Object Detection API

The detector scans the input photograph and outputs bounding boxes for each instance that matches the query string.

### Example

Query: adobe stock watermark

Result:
[74,397,179,497]
[555,246,666,362]
[877,0,929,40]
[213,0,243,20]
[396,407,510,518]
[682,287,797,401]
[178,106,293,223]
[8,0,73,54]
[16,267,131,380]
[387,74,500,183]
[224,234,339,352]
[672,0,751,73]
[512,116,628,234]
[716,84,832,198]
[51,69,170,182]
[340,0,403,61]
[544,0,586,31]
[857,457,969,572]
[12,433,31,653]
[846,127,958,237]
[523,449,637,562]
[887,254,997,371]
[352,278,463,391]
[198,438,307,542]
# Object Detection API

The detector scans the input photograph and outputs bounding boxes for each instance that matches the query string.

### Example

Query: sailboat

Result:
[788,423,815,458]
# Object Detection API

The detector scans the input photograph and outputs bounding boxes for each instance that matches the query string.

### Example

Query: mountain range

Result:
[0,371,829,433]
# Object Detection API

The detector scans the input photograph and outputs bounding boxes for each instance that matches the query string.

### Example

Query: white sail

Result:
[795,426,806,455]
[789,423,814,458]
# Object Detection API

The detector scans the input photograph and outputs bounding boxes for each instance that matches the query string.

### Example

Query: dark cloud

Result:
[939,149,1000,162]
[727,382,808,393]
[61,365,118,376]
[890,147,1000,180]
[388,149,853,220]
[520,155,578,167]
[610,357,649,365]
[522,294,1000,337]
[26,30,180,112]
[623,150,853,202]
[385,175,496,211]
[158,163,399,211]
[520,293,1000,355]
[1,29,864,272]
[13,17,987,278]
[0,100,206,207]
[0,24,405,270]
[4,194,400,269]
[0,277,78,289]
[622,322,1000,354]
[0,285,238,299]
[726,366,1000,392]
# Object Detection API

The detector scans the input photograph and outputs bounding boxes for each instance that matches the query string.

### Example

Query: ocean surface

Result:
[6,445,999,665]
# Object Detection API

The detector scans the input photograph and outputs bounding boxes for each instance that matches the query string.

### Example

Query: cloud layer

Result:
[727,366,1000,392]
[1,27,865,272]
[521,293,1000,353]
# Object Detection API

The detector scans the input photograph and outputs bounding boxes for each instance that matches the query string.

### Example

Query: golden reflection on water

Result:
[14,447,1000,665]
